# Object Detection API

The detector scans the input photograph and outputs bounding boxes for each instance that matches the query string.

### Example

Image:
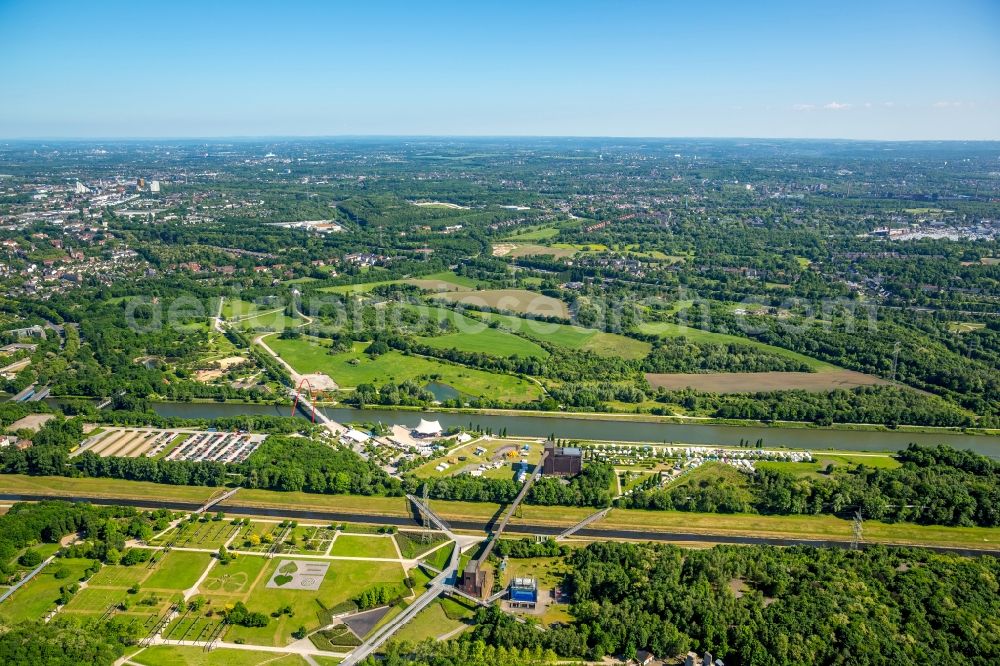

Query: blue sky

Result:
[1,0,998,139]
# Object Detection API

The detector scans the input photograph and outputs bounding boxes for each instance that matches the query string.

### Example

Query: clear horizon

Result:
[2,0,998,141]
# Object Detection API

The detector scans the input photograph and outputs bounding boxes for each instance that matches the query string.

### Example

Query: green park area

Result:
[391,597,475,643]
[267,337,543,402]
[471,311,651,359]
[410,305,548,359]
[0,557,94,624]
[128,645,308,666]
[0,473,219,503]
[328,534,399,559]
[221,557,409,646]
[432,288,570,318]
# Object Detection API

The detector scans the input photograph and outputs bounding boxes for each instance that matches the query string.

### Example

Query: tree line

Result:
[459,541,1000,665]
[620,444,1000,528]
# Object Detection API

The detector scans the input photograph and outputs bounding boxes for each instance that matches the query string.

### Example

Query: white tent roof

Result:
[343,429,371,443]
[414,419,442,435]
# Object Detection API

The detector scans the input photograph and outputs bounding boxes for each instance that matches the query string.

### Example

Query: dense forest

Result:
[456,541,1000,665]
[651,385,973,427]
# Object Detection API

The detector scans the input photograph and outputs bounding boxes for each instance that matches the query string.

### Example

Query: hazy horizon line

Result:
[2,133,999,144]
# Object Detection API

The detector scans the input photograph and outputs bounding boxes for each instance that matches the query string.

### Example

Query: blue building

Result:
[509,577,538,608]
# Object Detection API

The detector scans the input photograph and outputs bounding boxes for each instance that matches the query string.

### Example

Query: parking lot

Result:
[73,427,267,463]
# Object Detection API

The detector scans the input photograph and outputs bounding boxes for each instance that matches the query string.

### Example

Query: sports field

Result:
[492,242,576,259]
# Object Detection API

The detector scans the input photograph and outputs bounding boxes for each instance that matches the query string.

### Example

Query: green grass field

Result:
[267,338,542,402]
[471,311,651,359]
[948,321,986,334]
[637,321,837,371]
[597,508,1000,549]
[221,298,258,319]
[423,497,1000,551]
[222,298,287,320]
[201,553,268,595]
[239,312,300,332]
[151,519,239,549]
[431,499,595,526]
[551,242,608,252]
[420,543,454,572]
[0,557,94,623]
[224,490,410,517]
[318,279,400,294]
[504,225,560,241]
[495,243,576,259]
[391,598,468,643]
[225,558,406,646]
[758,452,900,478]
[500,556,569,588]
[328,534,399,559]
[407,304,548,359]
[143,551,212,591]
[419,326,547,359]
[130,645,308,666]
[0,474,220,503]
[87,561,155,588]
[407,564,434,591]
[404,270,481,291]
[394,531,448,559]
[62,585,129,614]
[433,289,569,318]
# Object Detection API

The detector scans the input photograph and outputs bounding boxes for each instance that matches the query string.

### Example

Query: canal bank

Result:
[129,400,1000,457]
[1,492,995,557]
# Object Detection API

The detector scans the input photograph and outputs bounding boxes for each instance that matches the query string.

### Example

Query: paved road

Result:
[3,493,997,556]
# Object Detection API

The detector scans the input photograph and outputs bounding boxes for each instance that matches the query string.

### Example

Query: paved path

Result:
[197,487,241,514]
[212,296,225,333]
[557,507,611,541]
[0,555,55,604]
[148,636,350,658]
[291,390,346,436]
[340,570,449,666]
